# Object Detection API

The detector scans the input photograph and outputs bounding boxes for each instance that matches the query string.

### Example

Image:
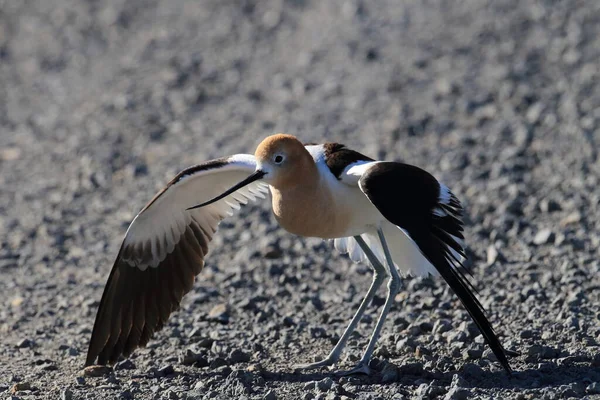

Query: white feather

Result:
[122,154,269,270]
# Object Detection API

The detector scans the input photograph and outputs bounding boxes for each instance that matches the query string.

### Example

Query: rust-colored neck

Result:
[270,163,348,238]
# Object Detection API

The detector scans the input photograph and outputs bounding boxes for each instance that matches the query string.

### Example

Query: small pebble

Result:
[209,357,228,369]
[208,304,229,323]
[61,388,73,400]
[263,245,283,259]
[533,229,554,245]
[229,349,251,364]
[486,245,499,265]
[539,198,561,213]
[587,382,600,394]
[120,390,134,400]
[180,348,209,367]
[561,211,582,226]
[156,364,175,377]
[444,387,471,400]
[433,319,452,334]
[398,362,423,375]
[114,359,136,370]
[263,390,277,400]
[81,365,112,377]
[519,330,533,339]
[316,377,334,392]
[10,382,32,393]
[16,339,33,349]
[465,348,482,360]
[381,363,399,383]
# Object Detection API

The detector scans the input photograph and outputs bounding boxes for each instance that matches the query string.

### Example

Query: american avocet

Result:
[86,133,511,375]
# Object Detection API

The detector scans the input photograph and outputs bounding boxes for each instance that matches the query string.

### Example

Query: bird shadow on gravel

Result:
[255,363,598,390]
[482,364,600,390]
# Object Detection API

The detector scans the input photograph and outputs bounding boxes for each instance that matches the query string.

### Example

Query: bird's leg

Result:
[337,227,401,376]
[293,235,386,372]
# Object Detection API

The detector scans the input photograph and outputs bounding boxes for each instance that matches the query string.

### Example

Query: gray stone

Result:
[16,339,33,349]
[263,390,277,400]
[180,349,209,367]
[433,319,453,334]
[81,365,112,377]
[114,359,136,370]
[527,345,559,359]
[444,387,471,400]
[539,199,562,213]
[381,363,399,383]
[119,390,134,400]
[533,229,554,245]
[229,349,251,364]
[10,382,33,393]
[209,357,228,369]
[519,330,533,339]
[263,245,283,259]
[316,377,334,392]
[208,303,229,323]
[587,382,600,394]
[487,245,499,265]
[156,364,175,377]
[462,363,484,377]
[398,362,423,375]
[465,348,482,360]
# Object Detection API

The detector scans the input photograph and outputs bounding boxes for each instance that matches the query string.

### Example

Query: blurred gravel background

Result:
[1,0,600,399]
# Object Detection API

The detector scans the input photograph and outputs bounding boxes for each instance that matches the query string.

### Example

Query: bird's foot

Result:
[293,356,338,372]
[335,361,372,376]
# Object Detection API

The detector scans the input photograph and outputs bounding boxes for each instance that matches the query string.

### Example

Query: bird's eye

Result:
[274,155,284,164]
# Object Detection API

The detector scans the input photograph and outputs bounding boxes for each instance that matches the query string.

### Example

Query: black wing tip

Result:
[423,233,512,374]
[84,351,108,367]
[498,353,513,375]
[84,358,95,367]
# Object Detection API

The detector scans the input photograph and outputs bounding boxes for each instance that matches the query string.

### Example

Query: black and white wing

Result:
[85,155,269,366]
[345,161,511,373]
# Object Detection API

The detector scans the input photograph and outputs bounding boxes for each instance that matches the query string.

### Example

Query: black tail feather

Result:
[416,231,511,374]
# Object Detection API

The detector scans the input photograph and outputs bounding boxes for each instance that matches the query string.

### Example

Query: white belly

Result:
[329,184,385,238]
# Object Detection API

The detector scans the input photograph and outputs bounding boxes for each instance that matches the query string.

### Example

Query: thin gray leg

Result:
[294,235,386,371]
[337,227,402,376]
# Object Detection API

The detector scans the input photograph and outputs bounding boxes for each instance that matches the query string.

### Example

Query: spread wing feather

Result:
[86,155,268,366]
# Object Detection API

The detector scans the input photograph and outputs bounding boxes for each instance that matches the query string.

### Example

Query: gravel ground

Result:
[2,1,600,399]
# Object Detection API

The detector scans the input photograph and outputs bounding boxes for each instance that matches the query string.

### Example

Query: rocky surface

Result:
[1,0,600,399]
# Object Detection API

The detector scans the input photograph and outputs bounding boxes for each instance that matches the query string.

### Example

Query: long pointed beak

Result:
[187,170,267,210]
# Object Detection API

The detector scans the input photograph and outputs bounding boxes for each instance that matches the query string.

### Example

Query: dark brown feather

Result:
[323,143,374,179]
[84,157,267,366]
[85,218,212,366]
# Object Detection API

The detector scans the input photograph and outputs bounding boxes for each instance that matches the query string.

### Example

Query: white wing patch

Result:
[304,145,327,163]
[334,222,438,277]
[120,155,269,271]
[435,182,465,251]
[341,161,380,186]
[432,184,455,218]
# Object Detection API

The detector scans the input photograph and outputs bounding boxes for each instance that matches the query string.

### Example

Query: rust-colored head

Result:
[254,133,315,188]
